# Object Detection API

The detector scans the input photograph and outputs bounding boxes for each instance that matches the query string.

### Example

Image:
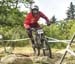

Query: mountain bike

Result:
[31,28,52,58]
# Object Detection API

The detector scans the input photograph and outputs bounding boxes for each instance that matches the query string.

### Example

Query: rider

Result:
[24,5,51,52]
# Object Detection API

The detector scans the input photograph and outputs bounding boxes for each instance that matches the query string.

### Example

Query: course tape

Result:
[0,37,75,43]
[48,40,75,43]
[0,38,30,42]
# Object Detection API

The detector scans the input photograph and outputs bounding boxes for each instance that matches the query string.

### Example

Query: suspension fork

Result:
[40,34,45,43]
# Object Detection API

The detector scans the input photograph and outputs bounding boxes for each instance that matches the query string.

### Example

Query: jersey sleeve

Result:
[24,13,31,29]
[39,11,50,22]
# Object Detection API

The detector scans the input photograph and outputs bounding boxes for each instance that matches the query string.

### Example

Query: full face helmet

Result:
[31,5,39,15]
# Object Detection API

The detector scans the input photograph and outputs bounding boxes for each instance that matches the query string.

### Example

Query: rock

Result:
[33,56,52,64]
[1,54,16,64]
[0,54,33,64]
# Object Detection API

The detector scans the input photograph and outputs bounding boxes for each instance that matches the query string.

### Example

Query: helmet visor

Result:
[32,9,38,14]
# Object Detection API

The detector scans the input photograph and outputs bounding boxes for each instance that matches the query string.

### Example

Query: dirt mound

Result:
[0,54,33,64]
[0,53,75,64]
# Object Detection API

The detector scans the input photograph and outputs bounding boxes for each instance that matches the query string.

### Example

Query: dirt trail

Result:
[0,47,75,64]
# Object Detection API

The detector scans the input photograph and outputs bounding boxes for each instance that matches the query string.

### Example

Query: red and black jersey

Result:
[24,11,50,29]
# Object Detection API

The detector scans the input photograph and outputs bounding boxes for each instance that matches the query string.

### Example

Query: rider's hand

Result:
[24,24,30,29]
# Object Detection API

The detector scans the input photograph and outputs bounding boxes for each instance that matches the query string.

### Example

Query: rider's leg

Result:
[27,29,36,54]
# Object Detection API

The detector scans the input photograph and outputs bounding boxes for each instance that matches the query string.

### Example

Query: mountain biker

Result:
[24,5,51,53]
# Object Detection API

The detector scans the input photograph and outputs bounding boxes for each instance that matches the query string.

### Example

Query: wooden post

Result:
[59,33,75,64]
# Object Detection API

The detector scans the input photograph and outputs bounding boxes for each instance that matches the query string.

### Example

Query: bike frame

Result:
[31,28,52,58]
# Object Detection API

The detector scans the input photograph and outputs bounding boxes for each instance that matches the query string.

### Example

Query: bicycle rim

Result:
[42,39,52,58]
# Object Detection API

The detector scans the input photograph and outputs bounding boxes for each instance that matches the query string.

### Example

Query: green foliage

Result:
[51,15,57,23]
[66,2,75,19]
[43,20,75,48]
[0,0,75,48]
[0,25,29,47]
[0,0,33,47]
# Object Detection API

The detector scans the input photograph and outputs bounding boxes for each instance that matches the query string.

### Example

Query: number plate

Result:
[37,29,44,34]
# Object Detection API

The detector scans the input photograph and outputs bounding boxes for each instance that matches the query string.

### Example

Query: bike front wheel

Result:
[42,38,52,58]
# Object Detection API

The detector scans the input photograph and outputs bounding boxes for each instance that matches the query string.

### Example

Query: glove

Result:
[24,24,30,29]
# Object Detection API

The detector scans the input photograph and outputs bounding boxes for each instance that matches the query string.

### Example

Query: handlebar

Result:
[30,27,42,31]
